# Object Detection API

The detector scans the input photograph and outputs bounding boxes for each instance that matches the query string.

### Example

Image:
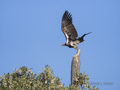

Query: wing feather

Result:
[61,11,78,41]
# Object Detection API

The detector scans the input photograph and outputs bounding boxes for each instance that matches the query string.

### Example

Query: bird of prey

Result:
[61,11,91,50]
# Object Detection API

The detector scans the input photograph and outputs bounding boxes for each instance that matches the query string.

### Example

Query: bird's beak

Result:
[61,44,64,46]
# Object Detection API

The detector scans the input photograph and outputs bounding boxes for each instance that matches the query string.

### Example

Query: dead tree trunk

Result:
[71,49,80,85]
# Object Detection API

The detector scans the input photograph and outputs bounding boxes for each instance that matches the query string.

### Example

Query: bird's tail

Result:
[78,32,92,42]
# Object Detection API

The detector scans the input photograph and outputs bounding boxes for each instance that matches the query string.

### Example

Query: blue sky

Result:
[0,0,120,89]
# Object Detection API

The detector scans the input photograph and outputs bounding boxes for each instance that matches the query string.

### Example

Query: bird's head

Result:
[61,43,66,46]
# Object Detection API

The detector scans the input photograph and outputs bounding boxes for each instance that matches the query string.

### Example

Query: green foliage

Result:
[73,71,98,90]
[0,65,98,90]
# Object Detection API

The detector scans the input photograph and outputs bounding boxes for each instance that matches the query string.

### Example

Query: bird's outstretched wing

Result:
[61,11,78,42]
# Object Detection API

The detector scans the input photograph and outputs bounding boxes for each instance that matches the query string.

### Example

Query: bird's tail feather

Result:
[78,32,92,42]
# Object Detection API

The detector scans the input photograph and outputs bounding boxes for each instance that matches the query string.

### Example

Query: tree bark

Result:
[71,49,80,85]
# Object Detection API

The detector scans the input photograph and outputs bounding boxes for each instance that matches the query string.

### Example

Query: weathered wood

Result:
[71,49,80,85]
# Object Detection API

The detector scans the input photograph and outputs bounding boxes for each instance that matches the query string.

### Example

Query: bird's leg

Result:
[76,47,80,54]
[74,46,79,51]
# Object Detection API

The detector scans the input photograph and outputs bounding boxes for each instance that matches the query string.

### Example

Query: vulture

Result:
[61,11,91,50]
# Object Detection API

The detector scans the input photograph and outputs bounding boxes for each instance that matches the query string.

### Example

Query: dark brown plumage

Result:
[61,11,91,50]
[61,11,78,41]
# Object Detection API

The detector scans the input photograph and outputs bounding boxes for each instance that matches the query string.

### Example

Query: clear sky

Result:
[0,0,120,90]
